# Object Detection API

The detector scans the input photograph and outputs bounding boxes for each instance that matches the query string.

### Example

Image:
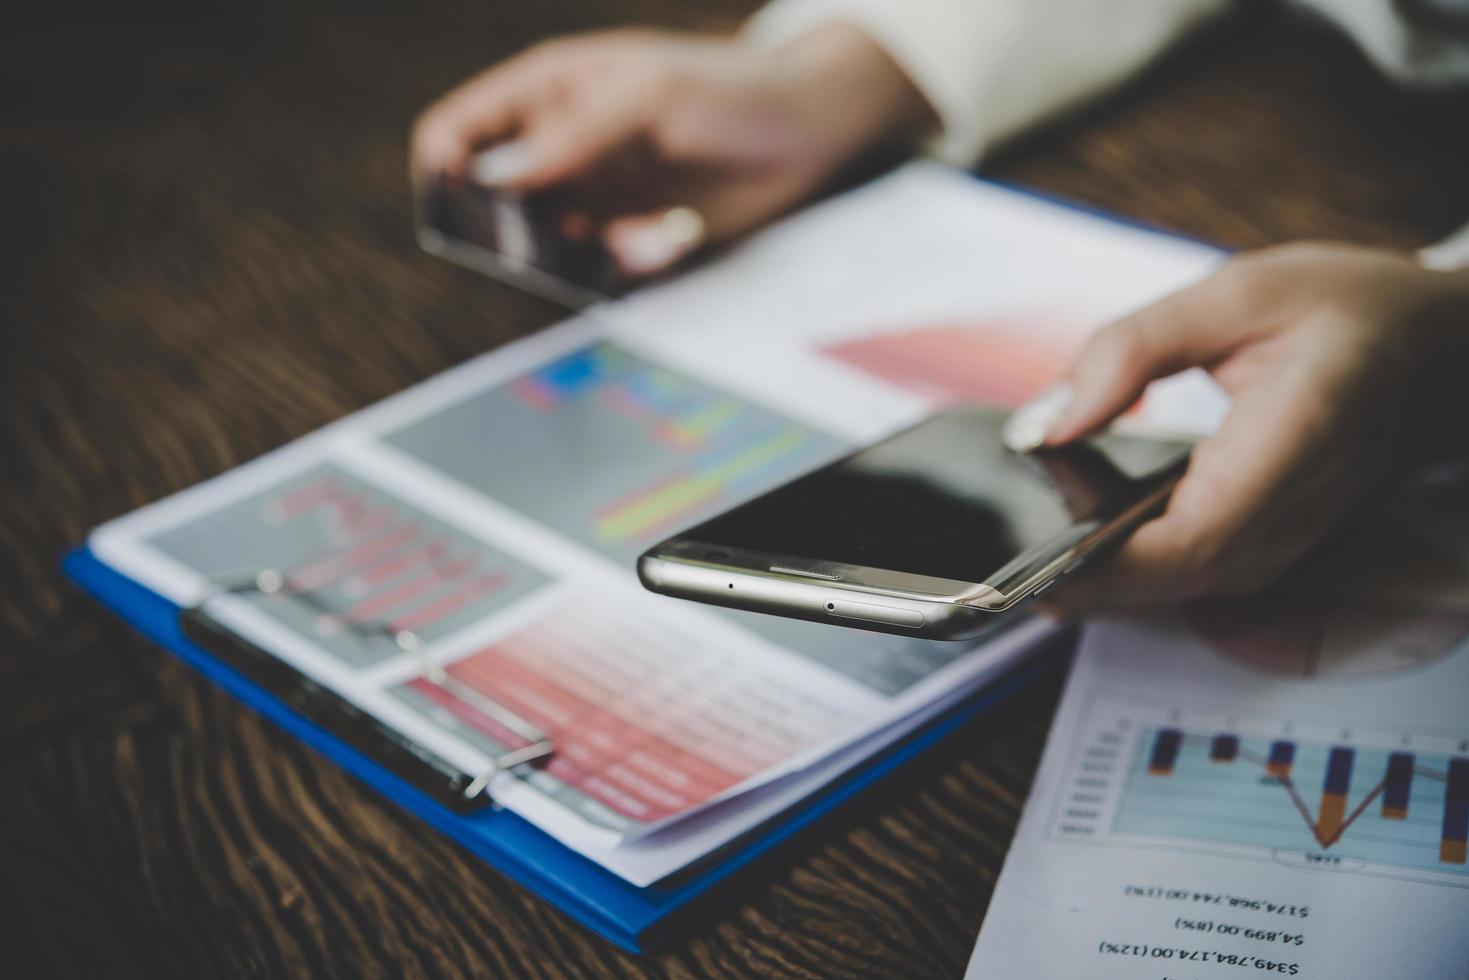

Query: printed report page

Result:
[967,476,1469,978]
[89,161,1228,884]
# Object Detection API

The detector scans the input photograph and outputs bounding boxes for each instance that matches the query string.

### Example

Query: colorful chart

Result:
[392,602,859,834]
[384,343,845,564]
[1114,726,1469,875]
[147,465,550,666]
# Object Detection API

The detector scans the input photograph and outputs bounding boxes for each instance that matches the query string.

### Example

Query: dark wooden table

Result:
[4,2,1468,977]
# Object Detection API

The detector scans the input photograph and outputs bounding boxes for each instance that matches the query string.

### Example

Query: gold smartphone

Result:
[639,405,1190,640]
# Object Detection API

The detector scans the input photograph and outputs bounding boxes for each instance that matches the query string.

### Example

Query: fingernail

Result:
[469,140,536,186]
[611,206,706,274]
[1002,382,1073,452]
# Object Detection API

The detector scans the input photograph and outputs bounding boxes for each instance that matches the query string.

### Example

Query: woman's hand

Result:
[1020,243,1469,612]
[412,25,933,275]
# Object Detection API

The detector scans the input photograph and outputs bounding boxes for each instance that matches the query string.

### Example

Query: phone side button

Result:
[824,598,926,629]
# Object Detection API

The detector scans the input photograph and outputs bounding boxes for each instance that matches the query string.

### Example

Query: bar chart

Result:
[1132,726,1468,860]
[385,342,844,564]
[1051,695,1469,886]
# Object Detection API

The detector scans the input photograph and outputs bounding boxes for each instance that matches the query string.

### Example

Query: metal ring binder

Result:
[199,565,554,805]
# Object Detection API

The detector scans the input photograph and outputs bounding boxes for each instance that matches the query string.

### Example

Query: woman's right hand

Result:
[1023,244,1469,613]
[411,24,934,276]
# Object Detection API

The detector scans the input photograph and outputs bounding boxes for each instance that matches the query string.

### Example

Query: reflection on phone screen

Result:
[678,407,1190,584]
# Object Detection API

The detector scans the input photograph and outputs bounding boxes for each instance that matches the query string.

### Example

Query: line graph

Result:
[147,465,550,666]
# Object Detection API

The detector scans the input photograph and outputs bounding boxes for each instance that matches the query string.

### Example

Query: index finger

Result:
[1045,371,1339,613]
[411,49,566,177]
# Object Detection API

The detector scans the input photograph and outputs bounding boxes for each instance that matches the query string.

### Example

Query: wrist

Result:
[767,23,937,163]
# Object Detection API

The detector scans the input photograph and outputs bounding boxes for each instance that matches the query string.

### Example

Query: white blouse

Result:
[745,0,1469,266]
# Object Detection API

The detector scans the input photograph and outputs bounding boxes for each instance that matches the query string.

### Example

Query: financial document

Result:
[91,162,1227,885]
[967,476,1469,978]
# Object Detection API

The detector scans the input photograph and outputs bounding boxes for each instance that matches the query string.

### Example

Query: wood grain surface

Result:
[3,1,1468,977]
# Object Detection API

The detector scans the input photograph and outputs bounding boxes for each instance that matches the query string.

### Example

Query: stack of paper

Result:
[968,470,1469,977]
[90,163,1227,886]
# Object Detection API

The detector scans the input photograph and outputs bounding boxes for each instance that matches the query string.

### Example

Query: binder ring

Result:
[201,564,555,802]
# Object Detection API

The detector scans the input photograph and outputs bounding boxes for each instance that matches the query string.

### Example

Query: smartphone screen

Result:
[671,406,1190,585]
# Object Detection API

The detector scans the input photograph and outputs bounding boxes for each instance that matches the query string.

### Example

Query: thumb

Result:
[601,167,819,276]
[1044,263,1263,445]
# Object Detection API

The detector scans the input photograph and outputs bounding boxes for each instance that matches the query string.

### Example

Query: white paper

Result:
[91,161,1227,885]
[543,614,1056,886]
[967,477,1469,978]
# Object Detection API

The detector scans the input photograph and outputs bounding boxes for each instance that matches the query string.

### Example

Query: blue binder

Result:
[65,544,1065,953]
[62,168,1218,951]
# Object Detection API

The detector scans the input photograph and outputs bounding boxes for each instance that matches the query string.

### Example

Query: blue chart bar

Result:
[1148,729,1183,775]
[1383,752,1414,820]
[1443,758,1469,864]
[1319,747,1355,842]
[1267,740,1296,778]
[1210,734,1239,763]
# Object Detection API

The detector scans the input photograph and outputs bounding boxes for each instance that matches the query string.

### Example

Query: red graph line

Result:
[1212,743,1391,849]
[1273,775,1329,847]
[1324,782,1386,848]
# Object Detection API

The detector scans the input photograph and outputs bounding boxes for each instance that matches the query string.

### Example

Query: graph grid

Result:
[1117,726,1469,874]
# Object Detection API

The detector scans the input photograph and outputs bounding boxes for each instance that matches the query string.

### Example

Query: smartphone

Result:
[638,405,1191,640]
[416,173,626,308]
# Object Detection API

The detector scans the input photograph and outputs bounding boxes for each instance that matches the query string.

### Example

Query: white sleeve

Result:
[745,0,1230,166]
[1294,0,1469,89]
